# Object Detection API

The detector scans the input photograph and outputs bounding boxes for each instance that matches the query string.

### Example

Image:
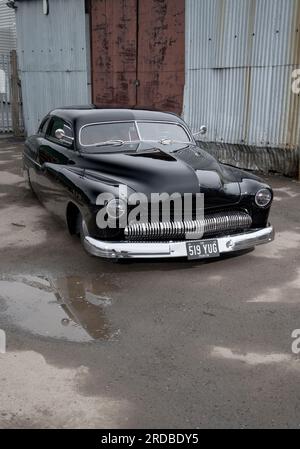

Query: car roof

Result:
[49,106,184,128]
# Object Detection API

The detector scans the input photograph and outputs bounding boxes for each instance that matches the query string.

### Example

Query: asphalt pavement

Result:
[0,136,300,429]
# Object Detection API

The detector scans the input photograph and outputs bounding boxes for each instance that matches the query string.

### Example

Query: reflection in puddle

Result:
[211,346,291,366]
[54,276,116,340]
[0,275,119,342]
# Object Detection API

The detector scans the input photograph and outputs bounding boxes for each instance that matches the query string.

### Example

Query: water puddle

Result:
[0,275,119,342]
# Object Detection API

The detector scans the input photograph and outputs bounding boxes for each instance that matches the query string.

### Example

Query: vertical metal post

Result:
[0,54,4,132]
[10,49,22,137]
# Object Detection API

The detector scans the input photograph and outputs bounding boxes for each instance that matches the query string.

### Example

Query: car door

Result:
[35,116,76,217]
[24,116,50,191]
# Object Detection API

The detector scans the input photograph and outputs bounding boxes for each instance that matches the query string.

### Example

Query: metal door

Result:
[90,0,185,114]
[137,0,185,113]
[90,0,138,107]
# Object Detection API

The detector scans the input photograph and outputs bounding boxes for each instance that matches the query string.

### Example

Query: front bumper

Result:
[83,226,274,259]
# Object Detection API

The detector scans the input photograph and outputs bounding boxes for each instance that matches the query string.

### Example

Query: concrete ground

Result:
[0,136,300,429]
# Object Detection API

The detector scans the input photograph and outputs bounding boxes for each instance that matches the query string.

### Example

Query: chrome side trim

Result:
[83,226,275,259]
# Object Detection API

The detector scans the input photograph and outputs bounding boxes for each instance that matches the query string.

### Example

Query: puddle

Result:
[0,275,118,342]
[54,276,117,340]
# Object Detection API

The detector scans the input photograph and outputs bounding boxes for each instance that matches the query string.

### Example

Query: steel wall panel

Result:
[184,0,300,154]
[15,0,89,135]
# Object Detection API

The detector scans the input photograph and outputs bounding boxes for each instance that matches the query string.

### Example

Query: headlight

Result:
[106,198,127,219]
[255,188,272,207]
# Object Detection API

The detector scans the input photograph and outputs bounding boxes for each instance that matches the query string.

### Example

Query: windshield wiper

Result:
[95,140,125,147]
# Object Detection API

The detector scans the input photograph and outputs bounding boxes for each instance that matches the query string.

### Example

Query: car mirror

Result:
[193,125,207,138]
[55,128,66,140]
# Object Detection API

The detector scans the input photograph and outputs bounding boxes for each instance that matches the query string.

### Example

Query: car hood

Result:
[80,143,242,207]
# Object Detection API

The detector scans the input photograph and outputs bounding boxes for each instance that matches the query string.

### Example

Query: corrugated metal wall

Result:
[184,0,300,175]
[0,0,16,54]
[15,0,90,135]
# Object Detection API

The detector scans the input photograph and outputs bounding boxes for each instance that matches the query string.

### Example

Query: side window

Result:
[46,117,74,147]
[47,117,66,138]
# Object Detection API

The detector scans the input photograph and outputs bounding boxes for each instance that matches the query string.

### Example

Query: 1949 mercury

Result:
[23,106,274,260]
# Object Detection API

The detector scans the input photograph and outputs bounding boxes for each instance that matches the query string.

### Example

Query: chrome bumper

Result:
[83,226,274,259]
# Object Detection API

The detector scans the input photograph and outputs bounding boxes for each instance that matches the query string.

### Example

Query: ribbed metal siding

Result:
[0,0,16,54]
[184,0,300,150]
[15,0,89,135]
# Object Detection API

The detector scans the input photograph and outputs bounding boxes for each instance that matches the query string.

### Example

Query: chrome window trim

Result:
[78,120,194,147]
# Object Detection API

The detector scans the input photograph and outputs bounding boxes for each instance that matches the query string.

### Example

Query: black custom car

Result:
[23,106,274,260]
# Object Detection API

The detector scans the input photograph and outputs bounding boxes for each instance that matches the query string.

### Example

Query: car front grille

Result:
[124,211,252,241]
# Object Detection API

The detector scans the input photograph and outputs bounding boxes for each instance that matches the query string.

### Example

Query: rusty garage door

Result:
[90,0,185,114]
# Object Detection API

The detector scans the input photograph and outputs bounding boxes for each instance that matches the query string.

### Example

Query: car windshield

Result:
[79,121,191,148]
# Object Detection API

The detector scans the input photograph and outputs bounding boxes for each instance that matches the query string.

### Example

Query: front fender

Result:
[43,164,130,239]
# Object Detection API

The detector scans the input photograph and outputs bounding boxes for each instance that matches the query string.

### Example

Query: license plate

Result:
[186,239,220,260]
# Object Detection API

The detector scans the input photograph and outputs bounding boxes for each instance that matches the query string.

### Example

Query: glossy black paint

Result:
[23,107,273,241]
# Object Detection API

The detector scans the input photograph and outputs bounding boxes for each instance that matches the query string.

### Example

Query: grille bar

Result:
[124,211,252,241]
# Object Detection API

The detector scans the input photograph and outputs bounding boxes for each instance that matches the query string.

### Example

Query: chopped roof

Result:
[49,106,183,127]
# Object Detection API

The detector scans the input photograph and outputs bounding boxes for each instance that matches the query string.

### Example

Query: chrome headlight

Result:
[255,188,272,207]
[106,198,127,219]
